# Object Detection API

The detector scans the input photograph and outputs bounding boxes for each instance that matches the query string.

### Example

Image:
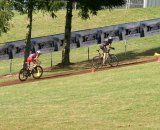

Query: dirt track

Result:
[0,57,157,88]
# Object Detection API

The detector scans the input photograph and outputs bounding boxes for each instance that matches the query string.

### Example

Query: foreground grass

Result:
[1,34,160,76]
[0,7,160,43]
[0,62,160,130]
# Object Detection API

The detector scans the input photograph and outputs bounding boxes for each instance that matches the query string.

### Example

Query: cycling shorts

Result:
[27,57,34,64]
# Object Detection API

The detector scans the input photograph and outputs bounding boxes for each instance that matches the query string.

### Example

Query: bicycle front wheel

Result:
[92,56,103,69]
[108,54,119,67]
[32,65,43,79]
[19,69,28,81]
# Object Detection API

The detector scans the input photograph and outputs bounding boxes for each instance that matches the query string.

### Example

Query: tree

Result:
[62,0,126,66]
[0,0,13,36]
[13,0,64,66]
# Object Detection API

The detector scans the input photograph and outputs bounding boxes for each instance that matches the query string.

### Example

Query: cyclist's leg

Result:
[32,60,37,67]
[106,52,109,60]
[27,58,31,70]
[103,48,107,65]
[106,46,110,56]
[103,53,105,65]
[105,46,110,61]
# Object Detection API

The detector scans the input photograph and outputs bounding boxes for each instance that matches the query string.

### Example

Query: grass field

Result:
[0,7,160,44]
[0,62,160,130]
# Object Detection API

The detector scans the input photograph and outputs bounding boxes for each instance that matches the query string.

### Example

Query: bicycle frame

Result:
[23,62,40,77]
[28,66,37,77]
[97,49,112,58]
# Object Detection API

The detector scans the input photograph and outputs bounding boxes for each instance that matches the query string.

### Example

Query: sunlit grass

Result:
[0,62,159,130]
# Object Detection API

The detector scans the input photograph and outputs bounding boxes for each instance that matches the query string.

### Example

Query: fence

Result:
[144,0,160,8]
[126,0,160,8]
[126,0,144,8]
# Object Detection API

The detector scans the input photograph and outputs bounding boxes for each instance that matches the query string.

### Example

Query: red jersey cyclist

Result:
[27,50,41,67]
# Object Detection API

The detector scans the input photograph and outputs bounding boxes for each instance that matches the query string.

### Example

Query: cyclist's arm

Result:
[109,43,115,50]
[34,56,40,63]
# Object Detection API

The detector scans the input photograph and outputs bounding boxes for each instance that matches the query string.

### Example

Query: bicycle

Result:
[92,48,119,69]
[19,62,43,81]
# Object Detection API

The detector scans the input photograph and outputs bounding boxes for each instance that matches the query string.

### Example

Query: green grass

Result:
[0,62,160,130]
[1,7,160,43]
[1,34,160,76]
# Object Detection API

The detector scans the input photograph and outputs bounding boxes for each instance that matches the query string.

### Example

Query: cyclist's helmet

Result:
[36,50,41,56]
[108,36,113,43]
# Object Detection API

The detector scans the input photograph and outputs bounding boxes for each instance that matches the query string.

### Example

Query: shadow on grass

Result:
[117,47,160,61]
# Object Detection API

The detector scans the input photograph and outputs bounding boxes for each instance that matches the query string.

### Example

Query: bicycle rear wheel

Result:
[19,69,28,81]
[108,54,118,67]
[92,56,103,69]
[32,65,43,79]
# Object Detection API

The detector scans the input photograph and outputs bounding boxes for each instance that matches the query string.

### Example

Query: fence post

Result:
[88,47,90,61]
[143,0,147,8]
[50,51,53,67]
[124,40,127,56]
[10,59,12,74]
[8,49,13,74]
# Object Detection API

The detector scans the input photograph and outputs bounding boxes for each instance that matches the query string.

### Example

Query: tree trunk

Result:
[23,6,33,67]
[62,0,73,66]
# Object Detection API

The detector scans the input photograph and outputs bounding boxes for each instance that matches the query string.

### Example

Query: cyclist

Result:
[100,37,115,65]
[27,50,41,67]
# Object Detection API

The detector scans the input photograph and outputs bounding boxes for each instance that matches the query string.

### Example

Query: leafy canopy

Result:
[13,0,64,16]
[77,0,126,19]
[0,0,13,35]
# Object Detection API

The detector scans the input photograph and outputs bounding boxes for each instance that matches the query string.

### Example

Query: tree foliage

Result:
[13,0,64,15]
[0,0,13,36]
[78,0,126,19]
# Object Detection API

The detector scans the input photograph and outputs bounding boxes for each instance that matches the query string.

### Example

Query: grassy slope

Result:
[0,7,160,43]
[0,62,160,130]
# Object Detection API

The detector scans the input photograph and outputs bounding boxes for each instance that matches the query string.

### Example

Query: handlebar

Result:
[96,47,115,56]
[109,47,115,50]
[37,61,41,65]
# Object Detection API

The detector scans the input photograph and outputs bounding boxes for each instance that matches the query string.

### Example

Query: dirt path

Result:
[0,57,157,88]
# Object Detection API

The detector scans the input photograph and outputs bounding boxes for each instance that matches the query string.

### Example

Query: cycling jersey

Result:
[27,53,40,64]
